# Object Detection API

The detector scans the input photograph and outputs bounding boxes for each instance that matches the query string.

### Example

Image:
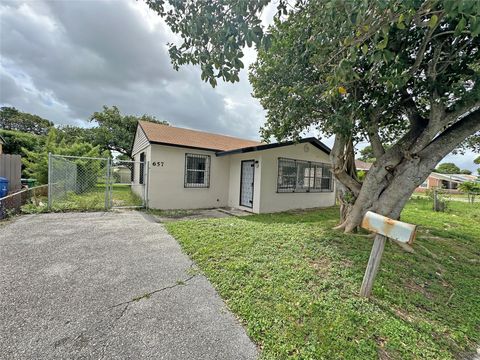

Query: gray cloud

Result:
[0,0,265,139]
[0,0,477,170]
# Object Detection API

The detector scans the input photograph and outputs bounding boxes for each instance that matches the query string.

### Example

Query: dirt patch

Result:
[309,256,331,275]
[404,280,433,299]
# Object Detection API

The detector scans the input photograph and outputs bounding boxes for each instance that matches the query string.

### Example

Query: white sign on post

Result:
[359,212,417,298]
[361,211,417,244]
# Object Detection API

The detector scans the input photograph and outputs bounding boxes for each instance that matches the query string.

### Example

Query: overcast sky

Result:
[0,0,477,171]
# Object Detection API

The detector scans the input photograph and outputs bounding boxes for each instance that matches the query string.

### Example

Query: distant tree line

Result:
[0,105,168,182]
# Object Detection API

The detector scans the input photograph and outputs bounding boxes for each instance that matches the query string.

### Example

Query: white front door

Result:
[240,160,255,208]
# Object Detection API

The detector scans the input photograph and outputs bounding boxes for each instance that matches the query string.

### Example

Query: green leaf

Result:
[428,15,438,28]
[472,17,480,37]
[209,77,217,87]
[361,44,368,55]
[383,49,394,62]
[376,37,388,50]
[455,17,466,35]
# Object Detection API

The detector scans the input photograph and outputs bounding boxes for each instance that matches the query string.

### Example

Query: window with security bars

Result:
[185,153,210,188]
[277,157,333,193]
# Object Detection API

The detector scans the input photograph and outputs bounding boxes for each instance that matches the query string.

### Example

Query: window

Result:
[277,157,333,193]
[139,152,145,185]
[185,153,210,188]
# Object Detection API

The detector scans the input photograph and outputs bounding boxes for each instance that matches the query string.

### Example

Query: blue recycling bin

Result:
[0,177,8,198]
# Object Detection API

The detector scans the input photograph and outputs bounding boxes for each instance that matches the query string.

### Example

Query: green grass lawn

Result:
[166,199,480,359]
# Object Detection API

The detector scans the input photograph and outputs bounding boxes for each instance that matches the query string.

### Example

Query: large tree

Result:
[0,129,40,158]
[90,105,168,158]
[147,0,480,232]
[0,107,54,136]
[358,145,378,163]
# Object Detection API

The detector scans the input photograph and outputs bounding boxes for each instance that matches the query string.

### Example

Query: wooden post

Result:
[359,234,387,298]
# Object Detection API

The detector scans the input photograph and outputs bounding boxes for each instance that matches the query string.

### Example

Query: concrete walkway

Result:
[0,211,257,359]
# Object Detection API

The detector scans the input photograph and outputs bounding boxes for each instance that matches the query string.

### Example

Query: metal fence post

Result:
[48,152,52,210]
[105,158,110,210]
[144,160,149,209]
[110,158,113,208]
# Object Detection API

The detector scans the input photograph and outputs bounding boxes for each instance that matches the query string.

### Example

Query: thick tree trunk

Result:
[338,158,430,232]
[332,106,480,233]
[330,135,360,226]
[336,182,355,225]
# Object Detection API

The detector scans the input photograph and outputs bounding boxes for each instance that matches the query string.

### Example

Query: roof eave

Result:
[150,141,223,152]
[215,137,331,157]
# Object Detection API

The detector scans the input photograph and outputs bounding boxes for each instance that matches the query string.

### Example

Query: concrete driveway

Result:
[0,211,257,360]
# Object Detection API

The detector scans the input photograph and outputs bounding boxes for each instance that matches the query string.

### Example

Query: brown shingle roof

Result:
[139,121,262,151]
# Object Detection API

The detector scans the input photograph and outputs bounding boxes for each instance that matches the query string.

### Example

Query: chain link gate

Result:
[48,154,147,211]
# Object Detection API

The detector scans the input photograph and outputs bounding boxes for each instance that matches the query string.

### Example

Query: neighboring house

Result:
[354,158,478,193]
[415,172,478,192]
[355,160,372,172]
[0,134,5,155]
[112,165,132,183]
[131,121,335,213]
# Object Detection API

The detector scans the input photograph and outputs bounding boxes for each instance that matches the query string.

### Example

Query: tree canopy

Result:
[0,107,54,136]
[90,105,168,158]
[22,129,108,184]
[358,145,384,163]
[0,129,40,159]
[148,0,480,231]
[436,162,461,174]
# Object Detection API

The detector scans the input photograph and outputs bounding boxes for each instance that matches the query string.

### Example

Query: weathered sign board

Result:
[361,211,417,244]
[359,211,417,298]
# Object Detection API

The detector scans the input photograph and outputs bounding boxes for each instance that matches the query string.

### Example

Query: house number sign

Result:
[152,161,164,167]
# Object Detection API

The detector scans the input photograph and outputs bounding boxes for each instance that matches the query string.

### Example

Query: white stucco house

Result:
[131,121,335,213]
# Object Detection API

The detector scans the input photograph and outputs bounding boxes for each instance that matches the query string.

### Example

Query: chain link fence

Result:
[48,154,147,211]
[110,158,147,208]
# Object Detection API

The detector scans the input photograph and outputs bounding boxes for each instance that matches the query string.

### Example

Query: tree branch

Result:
[442,100,480,128]
[427,38,447,81]
[407,12,443,76]
[402,95,427,129]
[420,109,480,161]
[366,118,385,159]
[330,135,362,196]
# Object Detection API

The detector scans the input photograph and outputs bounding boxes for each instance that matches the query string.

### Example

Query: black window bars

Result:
[184,153,210,188]
[277,157,333,193]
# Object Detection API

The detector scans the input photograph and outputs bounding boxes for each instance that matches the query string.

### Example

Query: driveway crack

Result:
[110,273,198,311]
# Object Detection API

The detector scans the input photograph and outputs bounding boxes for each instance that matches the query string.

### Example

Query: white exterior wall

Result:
[147,144,230,210]
[130,129,335,212]
[257,143,335,213]
[132,126,150,156]
[132,124,152,199]
[132,145,151,199]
